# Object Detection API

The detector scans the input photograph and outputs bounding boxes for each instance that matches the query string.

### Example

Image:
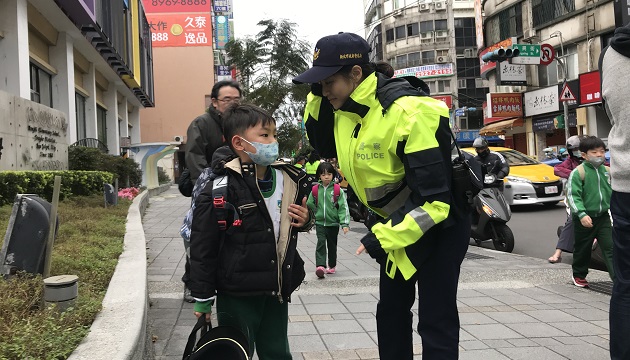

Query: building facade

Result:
[480,0,617,157]
[365,0,490,144]
[0,0,154,165]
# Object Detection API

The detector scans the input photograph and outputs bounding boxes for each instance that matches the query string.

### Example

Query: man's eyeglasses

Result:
[216,97,241,103]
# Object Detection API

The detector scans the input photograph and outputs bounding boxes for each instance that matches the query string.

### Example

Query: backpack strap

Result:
[333,183,341,208]
[576,164,585,182]
[212,175,241,231]
[312,184,319,206]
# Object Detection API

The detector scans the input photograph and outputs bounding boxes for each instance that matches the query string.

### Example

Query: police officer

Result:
[473,137,509,181]
[293,32,470,360]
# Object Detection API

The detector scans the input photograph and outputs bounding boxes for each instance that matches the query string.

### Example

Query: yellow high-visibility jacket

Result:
[304,73,455,280]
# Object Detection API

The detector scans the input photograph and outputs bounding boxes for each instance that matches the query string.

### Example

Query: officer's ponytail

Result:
[338,61,395,80]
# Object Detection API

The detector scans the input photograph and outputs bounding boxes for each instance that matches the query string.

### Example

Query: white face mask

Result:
[587,156,605,168]
[239,137,279,166]
[572,151,582,158]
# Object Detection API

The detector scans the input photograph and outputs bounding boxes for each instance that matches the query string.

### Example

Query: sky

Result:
[232,0,367,50]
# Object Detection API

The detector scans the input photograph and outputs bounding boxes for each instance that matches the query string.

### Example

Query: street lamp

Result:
[549,31,571,143]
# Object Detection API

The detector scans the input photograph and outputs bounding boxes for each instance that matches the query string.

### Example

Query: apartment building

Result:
[365,0,490,144]
[0,0,154,170]
[480,0,619,156]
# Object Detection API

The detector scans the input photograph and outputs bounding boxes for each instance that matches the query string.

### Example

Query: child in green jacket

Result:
[307,162,350,278]
[566,136,614,287]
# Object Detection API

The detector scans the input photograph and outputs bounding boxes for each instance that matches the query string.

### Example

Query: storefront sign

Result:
[579,71,602,105]
[487,93,523,118]
[393,63,454,79]
[532,112,576,131]
[456,130,480,142]
[497,61,526,85]
[480,37,517,78]
[524,85,559,117]
[214,15,230,50]
[432,95,452,109]
[213,0,233,15]
[142,0,210,14]
[147,13,211,47]
[557,79,580,108]
[216,65,231,76]
[474,0,484,50]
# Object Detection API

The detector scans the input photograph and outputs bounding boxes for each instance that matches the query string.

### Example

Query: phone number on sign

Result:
[415,69,452,77]
[151,0,207,5]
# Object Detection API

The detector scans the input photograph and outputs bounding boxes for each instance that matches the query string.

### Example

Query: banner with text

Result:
[214,15,230,49]
[147,13,211,47]
[486,93,523,118]
[142,0,210,14]
[393,63,453,79]
[579,71,602,105]
[524,85,559,117]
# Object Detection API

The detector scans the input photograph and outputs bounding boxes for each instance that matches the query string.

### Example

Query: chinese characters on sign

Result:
[146,13,211,47]
[393,63,453,79]
[142,0,210,14]
[214,15,230,50]
[524,86,559,117]
[213,0,233,16]
[497,61,526,85]
[432,95,452,109]
[486,93,523,118]
[579,71,602,105]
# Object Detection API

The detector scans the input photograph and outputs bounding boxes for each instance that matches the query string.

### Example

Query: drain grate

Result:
[588,281,613,296]
[464,252,494,260]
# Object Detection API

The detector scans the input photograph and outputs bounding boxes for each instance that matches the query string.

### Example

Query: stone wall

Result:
[0,90,69,171]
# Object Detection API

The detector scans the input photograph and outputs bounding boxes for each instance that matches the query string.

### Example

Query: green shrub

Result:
[69,147,142,188]
[0,171,114,206]
[157,166,171,185]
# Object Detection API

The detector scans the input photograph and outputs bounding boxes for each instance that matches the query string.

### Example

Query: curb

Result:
[68,183,170,360]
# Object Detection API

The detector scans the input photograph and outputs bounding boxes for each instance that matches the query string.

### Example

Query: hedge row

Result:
[0,171,114,206]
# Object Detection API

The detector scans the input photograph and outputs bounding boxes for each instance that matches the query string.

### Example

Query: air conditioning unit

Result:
[522,28,537,42]
[436,55,450,63]
[435,30,448,38]
[173,135,184,143]
[419,3,430,11]
[420,31,434,39]
[434,1,446,10]
[464,48,475,58]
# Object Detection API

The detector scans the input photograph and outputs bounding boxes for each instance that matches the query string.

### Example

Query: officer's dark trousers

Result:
[376,218,470,360]
[610,191,630,360]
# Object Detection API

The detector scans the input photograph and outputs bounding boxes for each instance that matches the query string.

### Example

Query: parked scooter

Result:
[470,174,515,252]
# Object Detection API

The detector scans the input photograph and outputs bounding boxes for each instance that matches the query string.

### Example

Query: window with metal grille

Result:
[437,80,451,93]
[396,55,407,69]
[422,50,435,64]
[408,52,421,66]
[484,3,522,46]
[420,21,434,33]
[532,0,575,27]
[435,19,448,31]
[395,25,406,39]
[386,28,395,43]
[407,22,419,37]
[76,93,87,140]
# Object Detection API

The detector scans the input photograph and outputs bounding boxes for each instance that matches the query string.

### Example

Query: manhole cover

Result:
[588,281,613,296]
[464,252,494,260]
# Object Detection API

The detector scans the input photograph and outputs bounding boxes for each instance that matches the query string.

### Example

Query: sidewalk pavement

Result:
[144,186,612,360]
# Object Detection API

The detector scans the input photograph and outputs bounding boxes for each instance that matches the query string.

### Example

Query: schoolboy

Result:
[566,135,614,287]
[188,103,313,359]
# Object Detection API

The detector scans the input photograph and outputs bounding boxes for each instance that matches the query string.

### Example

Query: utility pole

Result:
[553,31,571,143]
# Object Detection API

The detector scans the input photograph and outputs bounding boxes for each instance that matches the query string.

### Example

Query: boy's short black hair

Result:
[223,103,275,150]
[579,135,606,153]
[316,162,337,179]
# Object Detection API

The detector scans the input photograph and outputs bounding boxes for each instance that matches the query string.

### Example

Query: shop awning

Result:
[479,118,524,135]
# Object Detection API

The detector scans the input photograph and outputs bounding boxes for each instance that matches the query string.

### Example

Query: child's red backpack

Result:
[312,183,341,209]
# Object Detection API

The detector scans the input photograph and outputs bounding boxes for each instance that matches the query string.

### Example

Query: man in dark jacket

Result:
[182,80,241,302]
[472,137,510,181]
[601,22,630,360]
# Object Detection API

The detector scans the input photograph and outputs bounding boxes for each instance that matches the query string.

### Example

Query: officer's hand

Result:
[289,197,309,227]
[356,244,367,255]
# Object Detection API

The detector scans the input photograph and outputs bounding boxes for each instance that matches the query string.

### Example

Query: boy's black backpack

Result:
[183,316,249,360]
[179,168,194,197]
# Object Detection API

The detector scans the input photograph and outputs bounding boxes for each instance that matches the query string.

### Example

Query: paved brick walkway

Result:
[144,186,612,360]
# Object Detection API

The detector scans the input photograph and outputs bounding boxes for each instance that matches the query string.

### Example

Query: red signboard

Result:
[432,95,452,109]
[479,37,516,77]
[142,0,210,14]
[147,13,212,47]
[487,93,523,118]
[579,71,602,105]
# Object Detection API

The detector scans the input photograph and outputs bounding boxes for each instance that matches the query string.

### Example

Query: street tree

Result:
[276,121,302,157]
[225,19,312,115]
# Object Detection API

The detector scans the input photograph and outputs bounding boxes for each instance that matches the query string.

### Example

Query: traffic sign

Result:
[540,43,555,66]
[560,82,576,102]
[511,44,541,64]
